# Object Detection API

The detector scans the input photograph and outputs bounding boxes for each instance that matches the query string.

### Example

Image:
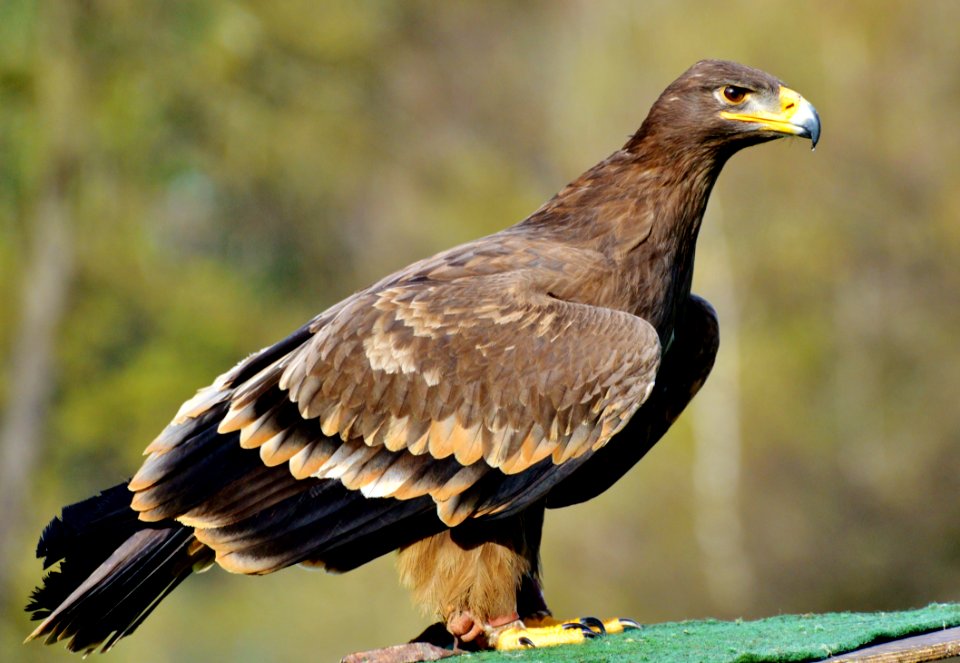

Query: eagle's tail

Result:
[25,481,213,654]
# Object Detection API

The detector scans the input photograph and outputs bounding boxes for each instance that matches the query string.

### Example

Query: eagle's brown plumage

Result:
[26,60,819,654]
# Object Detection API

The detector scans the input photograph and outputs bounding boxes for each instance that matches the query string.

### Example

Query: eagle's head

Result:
[634,59,820,155]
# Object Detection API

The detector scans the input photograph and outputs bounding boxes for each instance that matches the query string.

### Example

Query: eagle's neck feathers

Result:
[518,140,727,337]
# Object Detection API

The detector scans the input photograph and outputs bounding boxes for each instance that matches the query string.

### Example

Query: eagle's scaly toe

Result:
[494,615,640,650]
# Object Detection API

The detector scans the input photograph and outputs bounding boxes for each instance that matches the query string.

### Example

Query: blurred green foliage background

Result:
[2,1,959,661]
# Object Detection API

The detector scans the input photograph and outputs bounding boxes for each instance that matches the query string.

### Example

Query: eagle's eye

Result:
[721,85,749,104]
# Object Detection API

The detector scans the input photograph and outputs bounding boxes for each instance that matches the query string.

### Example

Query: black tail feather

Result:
[26,481,212,654]
[28,483,141,621]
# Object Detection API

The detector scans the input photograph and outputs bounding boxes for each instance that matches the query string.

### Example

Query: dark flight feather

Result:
[27,483,213,654]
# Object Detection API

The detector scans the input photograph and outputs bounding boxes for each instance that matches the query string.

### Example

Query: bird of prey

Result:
[26,60,819,656]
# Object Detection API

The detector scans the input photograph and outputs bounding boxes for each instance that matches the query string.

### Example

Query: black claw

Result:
[618,618,642,631]
[580,617,606,635]
[563,622,598,638]
[518,637,536,648]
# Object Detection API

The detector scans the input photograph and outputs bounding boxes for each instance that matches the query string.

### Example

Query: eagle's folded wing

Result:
[131,272,660,529]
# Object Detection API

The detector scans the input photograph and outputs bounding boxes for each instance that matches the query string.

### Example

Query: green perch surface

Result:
[467,603,960,663]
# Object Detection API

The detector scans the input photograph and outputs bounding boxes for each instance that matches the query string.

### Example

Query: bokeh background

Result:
[2,1,959,661]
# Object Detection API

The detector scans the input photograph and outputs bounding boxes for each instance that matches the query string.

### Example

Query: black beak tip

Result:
[805,107,821,150]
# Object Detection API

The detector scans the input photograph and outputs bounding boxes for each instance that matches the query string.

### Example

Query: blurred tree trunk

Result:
[691,209,755,613]
[0,176,74,594]
[0,1,78,601]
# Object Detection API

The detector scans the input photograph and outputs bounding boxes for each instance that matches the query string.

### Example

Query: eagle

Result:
[26,60,819,656]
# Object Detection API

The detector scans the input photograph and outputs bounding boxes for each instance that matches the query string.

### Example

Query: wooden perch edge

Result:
[824,626,960,663]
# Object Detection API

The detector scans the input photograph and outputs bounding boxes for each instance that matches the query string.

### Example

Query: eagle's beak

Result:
[722,85,821,149]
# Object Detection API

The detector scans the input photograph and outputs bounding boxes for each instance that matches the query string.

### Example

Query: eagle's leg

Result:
[398,531,527,645]
[400,507,635,651]
[399,506,543,648]
[516,569,550,619]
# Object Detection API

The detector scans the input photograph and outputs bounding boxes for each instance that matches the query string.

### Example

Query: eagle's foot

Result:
[446,610,520,646]
[493,615,640,650]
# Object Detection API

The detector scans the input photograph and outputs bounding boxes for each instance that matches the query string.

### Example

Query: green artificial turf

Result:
[467,603,960,663]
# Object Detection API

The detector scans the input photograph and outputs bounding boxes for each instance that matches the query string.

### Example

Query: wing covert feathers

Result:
[132,268,661,531]
[277,277,661,474]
